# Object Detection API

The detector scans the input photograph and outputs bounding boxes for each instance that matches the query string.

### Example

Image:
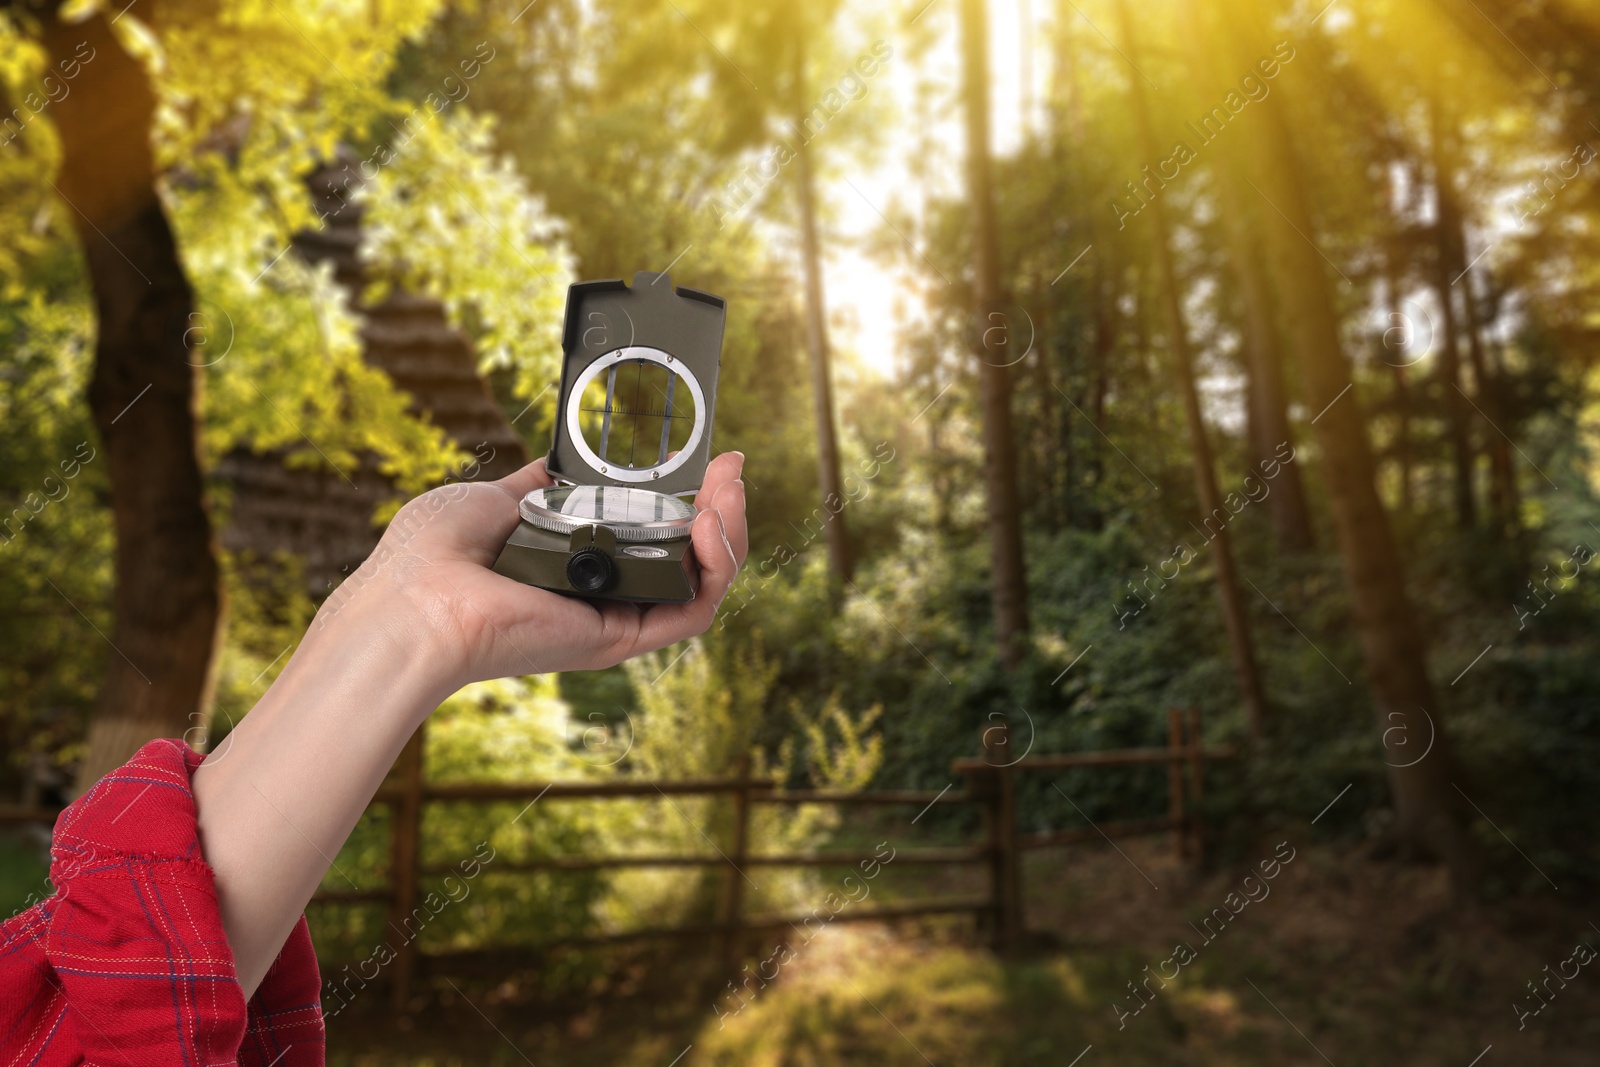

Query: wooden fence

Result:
[2,709,1231,1013]
[307,707,1231,1011]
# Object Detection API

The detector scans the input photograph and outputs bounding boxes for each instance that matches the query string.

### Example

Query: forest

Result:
[2,0,1599,1063]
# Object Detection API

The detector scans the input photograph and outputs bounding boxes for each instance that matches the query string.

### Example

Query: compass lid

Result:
[547,272,726,497]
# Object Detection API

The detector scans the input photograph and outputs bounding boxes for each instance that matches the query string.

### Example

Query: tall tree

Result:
[1117,0,1270,741]
[33,8,222,794]
[1459,269,1519,538]
[1426,96,1478,530]
[1228,0,1481,891]
[1187,6,1314,553]
[792,22,852,588]
[961,0,1030,669]
[1379,163,1417,517]
[1432,103,1520,541]
[1468,277,1521,546]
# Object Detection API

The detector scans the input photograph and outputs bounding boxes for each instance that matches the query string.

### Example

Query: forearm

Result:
[187,455,746,998]
[192,592,452,997]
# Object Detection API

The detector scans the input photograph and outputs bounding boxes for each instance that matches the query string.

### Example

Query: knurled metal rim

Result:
[518,486,697,543]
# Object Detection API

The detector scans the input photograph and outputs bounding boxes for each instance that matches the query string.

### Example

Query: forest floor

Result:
[326,836,1600,1066]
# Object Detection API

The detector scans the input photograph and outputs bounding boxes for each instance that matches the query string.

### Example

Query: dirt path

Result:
[327,841,1600,1065]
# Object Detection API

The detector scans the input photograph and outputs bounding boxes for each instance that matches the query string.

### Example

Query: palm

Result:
[393,453,748,685]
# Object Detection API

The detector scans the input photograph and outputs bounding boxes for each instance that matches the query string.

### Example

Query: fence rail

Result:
[0,805,59,827]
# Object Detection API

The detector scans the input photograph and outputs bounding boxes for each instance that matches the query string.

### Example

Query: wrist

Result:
[305,562,459,722]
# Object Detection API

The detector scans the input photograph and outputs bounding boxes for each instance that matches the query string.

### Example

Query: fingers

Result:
[491,457,554,503]
[701,481,744,575]
[707,475,748,569]
[693,451,744,513]
[485,450,746,667]
[630,473,747,653]
[431,457,553,565]
[474,458,556,548]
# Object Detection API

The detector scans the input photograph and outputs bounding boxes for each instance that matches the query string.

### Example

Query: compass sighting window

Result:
[576,357,698,472]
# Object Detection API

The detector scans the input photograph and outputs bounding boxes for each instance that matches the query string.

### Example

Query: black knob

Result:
[566,546,615,594]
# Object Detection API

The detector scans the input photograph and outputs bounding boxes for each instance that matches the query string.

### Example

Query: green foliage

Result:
[309,646,888,960]
[0,282,107,783]
[794,696,882,794]
[623,640,771,780]
[0,835,51,923]
[311,678,608,961]
[0,0,574,778]
[0,22,110,785]
[359,107,570,398]
[208,549,319,746]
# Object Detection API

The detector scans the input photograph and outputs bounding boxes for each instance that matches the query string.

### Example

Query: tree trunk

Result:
[1437,127,1520,548]
[1383,263,1416,516]
[1234,11,1481,892]
[1088,254,1114,506]
[960,0,1030,669]
[1459,272,1518,538]
[1218,163,1315,552]
[1053,5,1085,148]
[1390,362,1417,515]
[791,29,852,588]
[1036,294,1063,524]
[1428,102,1477,530]
[41,12,223,795]
[1116,0,1270,742]
[1181,3,1313,553]
[1238,259,1311,548]
[1488,335,1526,563]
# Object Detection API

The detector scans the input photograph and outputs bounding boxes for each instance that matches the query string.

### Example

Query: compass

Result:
[492,272,725,603]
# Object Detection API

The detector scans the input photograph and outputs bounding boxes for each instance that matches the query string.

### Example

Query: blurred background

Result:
[3,0,1600,1062]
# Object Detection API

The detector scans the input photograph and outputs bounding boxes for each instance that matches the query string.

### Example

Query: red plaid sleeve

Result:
[0,738,325,1065]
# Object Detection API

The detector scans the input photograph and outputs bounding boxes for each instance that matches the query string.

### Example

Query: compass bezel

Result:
[518,484,698,543]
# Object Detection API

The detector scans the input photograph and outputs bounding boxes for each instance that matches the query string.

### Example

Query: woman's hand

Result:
[322,451,748,692]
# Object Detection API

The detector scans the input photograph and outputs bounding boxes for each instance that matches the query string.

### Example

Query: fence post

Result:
[718,754,752,972]
[386,721,427,1015]
[1186,708,1206,869]
[981,721,1022,952]
[1167,708,1188,866]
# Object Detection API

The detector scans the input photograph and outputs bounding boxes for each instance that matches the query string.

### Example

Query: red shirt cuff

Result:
[0,737,325,1065]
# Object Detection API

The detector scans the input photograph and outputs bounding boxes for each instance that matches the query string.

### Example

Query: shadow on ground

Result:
[325,837,1600,1065]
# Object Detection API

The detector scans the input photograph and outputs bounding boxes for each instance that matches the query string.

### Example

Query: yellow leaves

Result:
[131,1,561,505]
[798,695,884,792]
[7,0,566,517]
[0,165,61,289]
[152,0,429,175]
[0,292,94,436]
[426,677,576,785]
[0,16,72,295]
[360,105,571,393]
[0,13,46,85]
[108,10,164,74]
[139,3,569,484]
[180,219,464,502]
[55,0,98,23]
